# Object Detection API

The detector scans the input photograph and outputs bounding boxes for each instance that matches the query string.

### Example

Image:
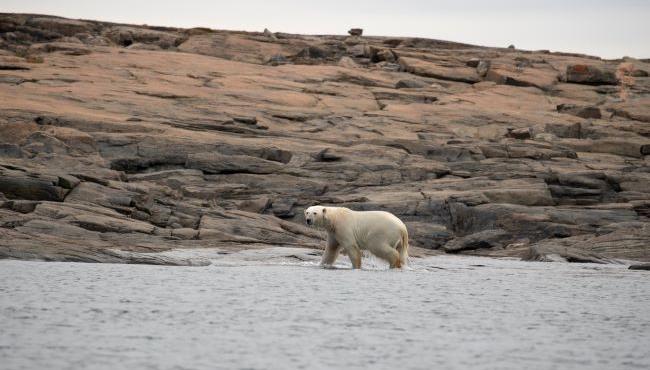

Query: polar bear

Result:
[304,205,409,269]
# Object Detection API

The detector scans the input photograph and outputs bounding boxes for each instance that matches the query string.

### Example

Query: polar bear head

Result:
[304,205,327,227]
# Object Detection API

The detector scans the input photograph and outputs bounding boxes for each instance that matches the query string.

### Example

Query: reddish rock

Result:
[0,13,648,265]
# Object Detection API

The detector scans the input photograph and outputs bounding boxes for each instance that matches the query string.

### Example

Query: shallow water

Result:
[1,249,649,370]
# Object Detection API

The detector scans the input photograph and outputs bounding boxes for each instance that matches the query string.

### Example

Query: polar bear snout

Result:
[304,205,325,228]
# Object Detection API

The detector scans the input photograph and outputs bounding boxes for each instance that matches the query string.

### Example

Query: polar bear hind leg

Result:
[397,228,409,267]
[373,243,401,268]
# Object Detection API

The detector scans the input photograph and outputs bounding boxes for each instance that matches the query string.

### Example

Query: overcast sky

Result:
[3,0,649,59]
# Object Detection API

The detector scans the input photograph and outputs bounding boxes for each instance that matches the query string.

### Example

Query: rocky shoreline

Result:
[0,13,648,265]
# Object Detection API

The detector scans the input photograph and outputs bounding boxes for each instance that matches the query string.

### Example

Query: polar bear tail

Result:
[397,228,409,267]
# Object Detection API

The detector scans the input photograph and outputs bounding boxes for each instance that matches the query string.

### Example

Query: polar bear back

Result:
[346,210,406,248]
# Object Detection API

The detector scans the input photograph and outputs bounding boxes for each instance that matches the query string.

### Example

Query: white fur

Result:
[304,206,409,269]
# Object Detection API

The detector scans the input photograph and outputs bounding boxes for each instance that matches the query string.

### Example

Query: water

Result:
[1,248,649,370]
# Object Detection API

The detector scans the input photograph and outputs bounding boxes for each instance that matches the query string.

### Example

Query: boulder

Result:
[545,122,582,139]
[0,168,67,201]
[348,28,363,37]
[57,175,80,189]
[346,44,366,57]
[294,46,329,60]
[313,148,344,162]
[466,58,480,68]
[506,127,532,139]
[0,143,25,157]
[395,79,427,89]
[271,198,297,218]
[557,104,601,119]
[267,54,288,66]
[565,64,618,85]
[5,200,39,213]
[476,60,491,77]
[443,229,511,252]
[263,28,276,40]
[102,26,185,48]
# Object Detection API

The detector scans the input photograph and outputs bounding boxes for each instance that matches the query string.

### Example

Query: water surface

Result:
[1,249,649,370]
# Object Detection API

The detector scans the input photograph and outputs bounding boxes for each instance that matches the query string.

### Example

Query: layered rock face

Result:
[1,14,649,264]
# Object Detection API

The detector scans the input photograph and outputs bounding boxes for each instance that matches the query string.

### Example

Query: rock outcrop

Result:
[0,14,649,265]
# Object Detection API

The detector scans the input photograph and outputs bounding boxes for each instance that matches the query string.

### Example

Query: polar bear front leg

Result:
[320,233,341,267]
[346,246,362,269]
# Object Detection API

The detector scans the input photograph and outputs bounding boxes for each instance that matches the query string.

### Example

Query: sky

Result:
[3,0,649,59]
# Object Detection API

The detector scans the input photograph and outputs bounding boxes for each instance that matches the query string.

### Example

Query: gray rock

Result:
[395,79,427,89]
[506,127,532,140]
[102,26,185,48]
[466,58,481,68]
[0,168,67,201]
[267,54,288,66]
[5,200,39,213]
[263,28,276,40]
[545,122,581,138]
[0,143,24,157]
[57,175,80,189]
[294,46,328,60]
[346,44,367,57]
[476,60,491,77]
[443,229,512,253]
[313,148,343,162]
[566,64,618,85]
[271,198,297,218]
[348,28,363,37]
[557,104,602,119]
